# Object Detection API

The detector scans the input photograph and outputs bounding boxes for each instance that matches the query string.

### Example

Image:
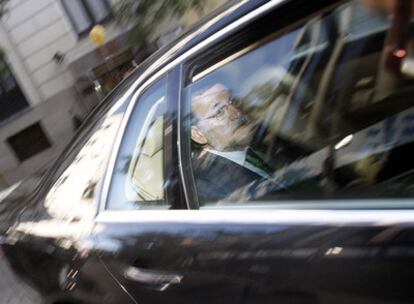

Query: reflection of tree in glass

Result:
[239,80,294,166]
[81,181,97,199]
[240,80,291,137]
[113,0,204,47]
[0,0,8,18]
[122,155,133,175]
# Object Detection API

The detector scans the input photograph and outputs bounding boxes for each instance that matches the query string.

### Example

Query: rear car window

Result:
[183,0,414,207]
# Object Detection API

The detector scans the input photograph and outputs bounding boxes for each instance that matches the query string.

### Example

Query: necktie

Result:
[245,148,274,175]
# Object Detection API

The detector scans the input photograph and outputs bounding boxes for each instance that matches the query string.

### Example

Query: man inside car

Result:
[191,83,275,201]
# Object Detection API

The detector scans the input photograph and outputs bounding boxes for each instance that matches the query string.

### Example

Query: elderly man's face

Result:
[191,84,255,151]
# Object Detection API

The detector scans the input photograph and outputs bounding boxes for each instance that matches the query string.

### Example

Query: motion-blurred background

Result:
[0,0,225,190]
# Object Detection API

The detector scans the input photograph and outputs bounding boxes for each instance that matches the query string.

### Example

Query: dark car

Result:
[3,0,414,303]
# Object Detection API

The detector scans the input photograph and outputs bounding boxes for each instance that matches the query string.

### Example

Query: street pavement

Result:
[0,253,41,304]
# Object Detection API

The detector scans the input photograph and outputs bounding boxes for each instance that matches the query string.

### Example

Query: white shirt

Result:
[206,148,271,179]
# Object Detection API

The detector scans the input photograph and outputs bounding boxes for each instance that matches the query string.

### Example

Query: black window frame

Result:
[61,0,112,38]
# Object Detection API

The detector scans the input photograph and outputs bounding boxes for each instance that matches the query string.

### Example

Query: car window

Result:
[45,100,127,221]
[182,0,414,207]
[106,77,169,210]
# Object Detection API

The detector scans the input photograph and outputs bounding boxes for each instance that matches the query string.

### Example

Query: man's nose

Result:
[228,104,241,121]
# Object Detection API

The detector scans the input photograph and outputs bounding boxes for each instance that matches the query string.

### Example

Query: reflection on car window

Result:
[184,0,414,207]
[106,78,168,210]
[126,101,165,202]
[45,102,126,221]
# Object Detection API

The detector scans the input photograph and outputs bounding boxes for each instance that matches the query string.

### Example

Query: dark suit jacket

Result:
[192,150,262,203]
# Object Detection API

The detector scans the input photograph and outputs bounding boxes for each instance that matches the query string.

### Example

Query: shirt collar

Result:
[205,147,270,179]
[205,148,247,167]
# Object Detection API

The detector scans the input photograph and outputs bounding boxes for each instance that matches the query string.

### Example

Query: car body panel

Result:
[94,210,414,304]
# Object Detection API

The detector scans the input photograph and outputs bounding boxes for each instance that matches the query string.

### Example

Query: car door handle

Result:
[124,266,183,286]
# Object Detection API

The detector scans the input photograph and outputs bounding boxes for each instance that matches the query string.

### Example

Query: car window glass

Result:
[183,0,414,207]
[106,77,168,210]
[45,101,126,221]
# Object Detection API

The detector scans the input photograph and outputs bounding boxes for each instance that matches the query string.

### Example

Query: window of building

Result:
[182,0,414,208]
[61,0,111,37]
[106,77,168,211]
[0,56,29,123]
[7,123,51,162]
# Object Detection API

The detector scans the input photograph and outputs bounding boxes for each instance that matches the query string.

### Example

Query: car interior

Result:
[130,115,165,201]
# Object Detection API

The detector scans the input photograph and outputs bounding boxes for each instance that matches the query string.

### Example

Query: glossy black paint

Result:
[165,66,186,210]
[0,92,134,303]
[0,0,414,304]
[95,218,414,304]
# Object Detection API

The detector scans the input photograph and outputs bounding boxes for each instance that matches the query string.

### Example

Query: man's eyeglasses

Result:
[201,99,235,122]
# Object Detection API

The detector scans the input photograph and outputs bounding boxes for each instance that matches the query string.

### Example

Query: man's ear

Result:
[191,126,208,145]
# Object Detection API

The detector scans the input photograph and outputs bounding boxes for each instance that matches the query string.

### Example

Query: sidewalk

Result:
[0,255,41,304]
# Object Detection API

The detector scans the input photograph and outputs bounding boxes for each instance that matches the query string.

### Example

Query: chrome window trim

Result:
[96,208,414,225]
[200,199,414,210]
[99,0,288,214]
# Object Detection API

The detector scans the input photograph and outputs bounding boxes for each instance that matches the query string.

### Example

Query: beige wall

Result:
[0,24,41,106]
[2,0,75,100]
[0,0,110,187]
[1,0,127,101]
[0,87,78,187]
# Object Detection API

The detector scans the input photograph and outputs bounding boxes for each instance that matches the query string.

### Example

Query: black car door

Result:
[96,0,414,303]
[96,210,414,304]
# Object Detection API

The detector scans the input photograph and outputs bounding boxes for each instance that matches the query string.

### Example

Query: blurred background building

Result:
[0,0,224,189]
